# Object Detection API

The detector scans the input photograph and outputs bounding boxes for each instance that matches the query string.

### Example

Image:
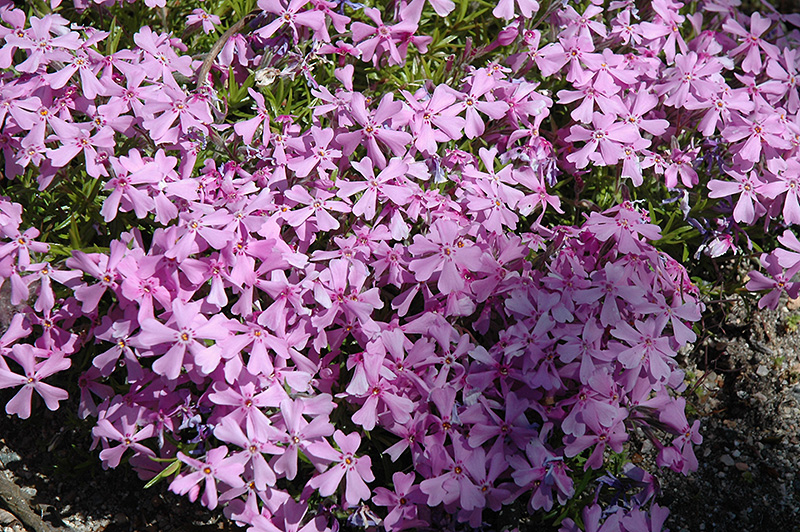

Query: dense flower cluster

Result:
[2,0,799,530]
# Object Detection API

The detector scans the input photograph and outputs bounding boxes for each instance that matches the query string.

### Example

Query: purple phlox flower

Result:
[564,408,628,470]
[170,446,245,510]
[419,435,483,511]
[0,344,70,419]
[256,0,327,43]
[307,430,374,507]
[465,392,535,448]
[722,11,780,74]
[372,471,427,532]
[611,317,674,383]
[508,437,571,512]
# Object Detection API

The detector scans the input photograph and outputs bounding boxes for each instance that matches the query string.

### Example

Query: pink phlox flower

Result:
[24,261,80,313]
[408,218,484,295]
[93,313,145,381]
[663,144,698,188]
[757,157,800,225]
[272,397,335,481]
[493,0,538,20]
[140,76,213,146]
[164,204,236,262]
[565,112,641,168]
[557,78,627,125]
[723,109,792,163]
[4,14,82,73]
[722,11,780,74]
[307,258,383,331]
[213,416,281,490]
[638,0,688,64]
[459,71,510,138]
[336,156,411,220]
[338,91,413,168]
[684,84,753,137]
[235,88,271,147]
[0,344,70,419]
[0,226,49,270]
[45,116,115,178]
[403,85,465,154]
[187,9,221,34]
[622,88,669,137]
[170,446,245,510]
[136,300,229,379]
[44,49,106,99]
[307,430,374,507]
[746,251,800,309]
[92,416,156,468]
[66,240,127,313]
[764,47,800,113]
[559,4,607,42]
[286,126,341,179]
[350,7,419,66]
[256,0,327,43]
[657,51,724,109]
[707,169,765,224]
[133,26,194,82]
[282,185,349,239]
[584,205,661,254]
[349,348,413,431]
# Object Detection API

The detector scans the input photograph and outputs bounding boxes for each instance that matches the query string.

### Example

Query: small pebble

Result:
[735,462,749,471]
[720,454,735,467]
[757,365,769,377]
